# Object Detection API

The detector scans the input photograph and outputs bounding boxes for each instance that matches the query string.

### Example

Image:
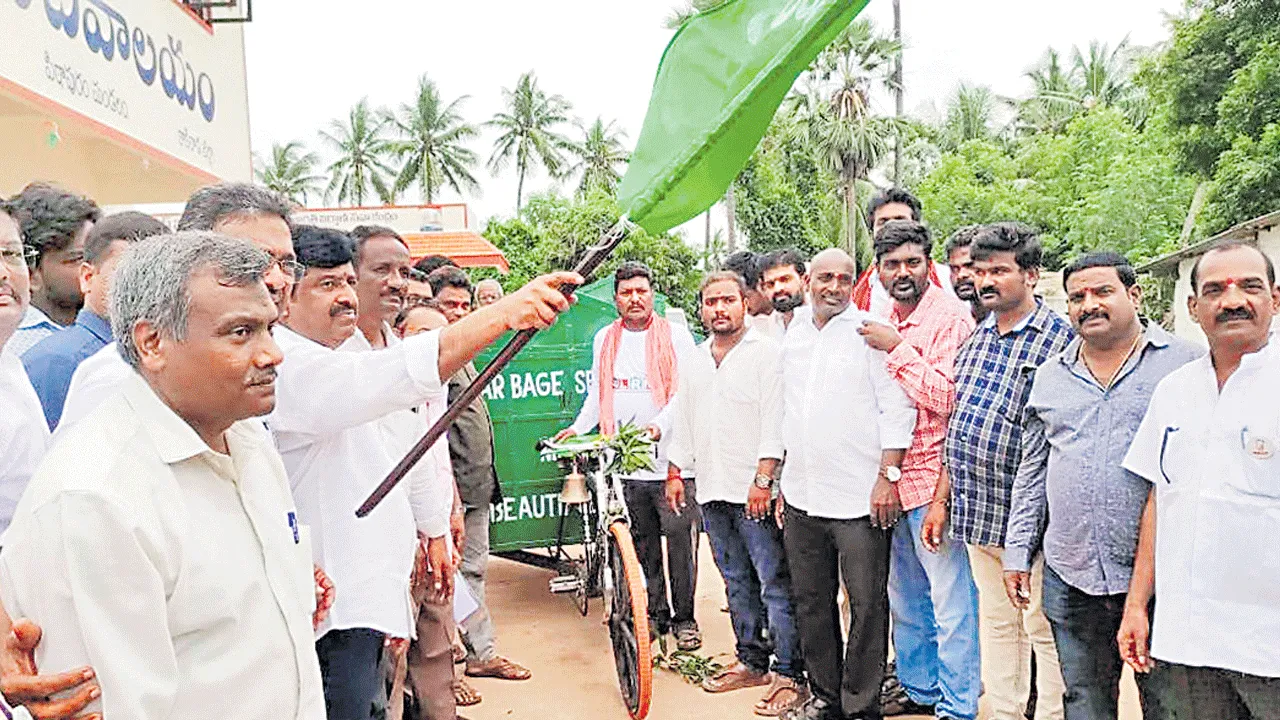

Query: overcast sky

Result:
[243,0,1184,239]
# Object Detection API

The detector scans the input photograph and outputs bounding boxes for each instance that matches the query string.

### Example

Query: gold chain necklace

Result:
[1081,331,1142,390]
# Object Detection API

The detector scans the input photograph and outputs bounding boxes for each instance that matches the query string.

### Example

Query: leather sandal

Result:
[755,675,809,717]
[701,662,771,693]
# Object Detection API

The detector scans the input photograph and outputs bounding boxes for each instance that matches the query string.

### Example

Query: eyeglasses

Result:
[268,256,305,280]
[0,246,29,270]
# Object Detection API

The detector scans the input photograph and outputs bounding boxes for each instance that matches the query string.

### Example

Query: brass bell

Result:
[560,469,590,505]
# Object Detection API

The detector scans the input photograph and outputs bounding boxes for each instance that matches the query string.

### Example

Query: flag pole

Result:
[356,219,632,518]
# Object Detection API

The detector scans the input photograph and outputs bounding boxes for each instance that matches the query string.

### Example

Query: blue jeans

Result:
[889,505,982,720]
[702,501,803,679]
[316,627,386,720]
[1041,565,1169,720]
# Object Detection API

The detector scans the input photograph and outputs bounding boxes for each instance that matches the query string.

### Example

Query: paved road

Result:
[463,540,1139,720]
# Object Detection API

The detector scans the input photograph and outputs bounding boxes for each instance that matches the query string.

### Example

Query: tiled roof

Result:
[404,231,509,272]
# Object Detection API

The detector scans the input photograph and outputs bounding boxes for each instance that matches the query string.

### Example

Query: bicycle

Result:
[538,434,653,720]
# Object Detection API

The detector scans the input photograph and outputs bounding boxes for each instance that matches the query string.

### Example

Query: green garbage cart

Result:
[474,277,672,560]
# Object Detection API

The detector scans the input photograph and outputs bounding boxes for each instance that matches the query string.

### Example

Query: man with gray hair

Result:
[475,279,503,307]
[0,232,327,720]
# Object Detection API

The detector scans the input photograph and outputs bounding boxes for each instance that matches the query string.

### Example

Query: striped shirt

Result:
[945,300,1073,547]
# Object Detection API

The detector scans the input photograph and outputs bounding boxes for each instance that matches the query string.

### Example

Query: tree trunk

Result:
[842,181,857,258]
[516,166,526,212]
[705,209,712,253]
[724,187,737,253]
[892,0,904,186]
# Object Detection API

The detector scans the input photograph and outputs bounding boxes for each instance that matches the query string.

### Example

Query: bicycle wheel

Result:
[607,521,653,720]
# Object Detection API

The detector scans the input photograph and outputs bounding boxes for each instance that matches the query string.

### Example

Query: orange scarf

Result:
[598,316,677,436]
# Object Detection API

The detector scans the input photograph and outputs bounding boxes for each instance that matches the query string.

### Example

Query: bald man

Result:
[474,280,503,308]
[777,249,917,720]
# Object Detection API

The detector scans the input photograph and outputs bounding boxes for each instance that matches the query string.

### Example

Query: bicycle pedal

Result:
[549,575,582,593]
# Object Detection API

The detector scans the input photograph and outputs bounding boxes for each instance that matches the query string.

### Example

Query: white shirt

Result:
[1123,340,1280,678]
[269,325,445,639]
[59,341,135,432]
[668,328,784,505]
[0,374,324,720]
[570,321,698,481]
[341,326,453,542]
[0,347,50,533]
[779,305,917,519]
[749,313,785,341]
[8,306,61,357]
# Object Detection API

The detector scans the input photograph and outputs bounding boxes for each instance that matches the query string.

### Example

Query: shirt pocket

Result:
[1234,416,1280,500]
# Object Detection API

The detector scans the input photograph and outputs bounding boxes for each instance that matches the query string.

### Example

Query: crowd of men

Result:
[0,179,1276,720]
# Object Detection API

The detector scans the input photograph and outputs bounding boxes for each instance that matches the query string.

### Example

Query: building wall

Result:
[1,0,251,202]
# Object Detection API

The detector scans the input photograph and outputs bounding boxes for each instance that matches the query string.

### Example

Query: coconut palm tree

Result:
[791,20,901,266]
[487,72,573,211]
[320,98,397,206]
[255,140,324,205]
[385,75,480,203]
[1017,39,1148,134]
[567,117,630,195]
[942,83,997,148]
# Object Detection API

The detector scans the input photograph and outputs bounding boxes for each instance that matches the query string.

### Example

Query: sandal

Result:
[701,662,772,693]
[755,675,809,717]
[465,655,532,681]
[453,678,482,707]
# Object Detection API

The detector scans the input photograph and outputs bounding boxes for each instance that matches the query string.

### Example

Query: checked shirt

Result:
[945,300,1073,547]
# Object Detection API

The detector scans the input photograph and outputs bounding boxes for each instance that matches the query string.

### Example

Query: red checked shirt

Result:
[882,285,976,511]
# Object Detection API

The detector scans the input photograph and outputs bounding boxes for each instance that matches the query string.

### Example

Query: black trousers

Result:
[783,504,890,718]
[1161,663,1280,720]
[624,478,700,630]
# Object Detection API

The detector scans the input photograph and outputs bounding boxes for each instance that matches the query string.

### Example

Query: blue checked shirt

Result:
[945,300,1074,547]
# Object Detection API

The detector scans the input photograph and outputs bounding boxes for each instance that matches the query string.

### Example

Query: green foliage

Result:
[254,141,324,205]
[384,75,480,203]
[487,72,574,211]
[1142,0,1280,177]
[480,192,705,317]
[916,109,1195,268]
[1197,122,1280,233]
[733,117,841,257]
[319,98,397,207]
[567,117,630,196]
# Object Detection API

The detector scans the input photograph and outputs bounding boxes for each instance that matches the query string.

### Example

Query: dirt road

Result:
[463,542,1139,720]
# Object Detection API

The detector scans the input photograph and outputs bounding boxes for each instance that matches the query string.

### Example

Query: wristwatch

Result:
[753,473,774,490]
[884,466,902,484]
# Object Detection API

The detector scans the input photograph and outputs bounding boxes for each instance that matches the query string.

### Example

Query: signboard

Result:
[1,0,252,181]
[292,206,447,235]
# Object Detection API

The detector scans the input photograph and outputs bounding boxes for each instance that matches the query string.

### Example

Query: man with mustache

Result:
[722,251,780,338]
[556,261,702,650]
[666,272,806,716]
[350,226,413,349]
[777,248,916,720]
[858,221,981,720]
[60,184,302,428]
[1,232,325,720]
[852,189,954,317]
[1118,241,1280,719]
[1004,252,1198,720]
[759,249,808,331]
[946,223,1072,720]
[944,226,988,325]
[271,226,459,720]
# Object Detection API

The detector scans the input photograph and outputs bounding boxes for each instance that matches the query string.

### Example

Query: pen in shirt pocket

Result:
[288,511,300,543]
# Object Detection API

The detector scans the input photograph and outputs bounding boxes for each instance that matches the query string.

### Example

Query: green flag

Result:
[617,0,872,236]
